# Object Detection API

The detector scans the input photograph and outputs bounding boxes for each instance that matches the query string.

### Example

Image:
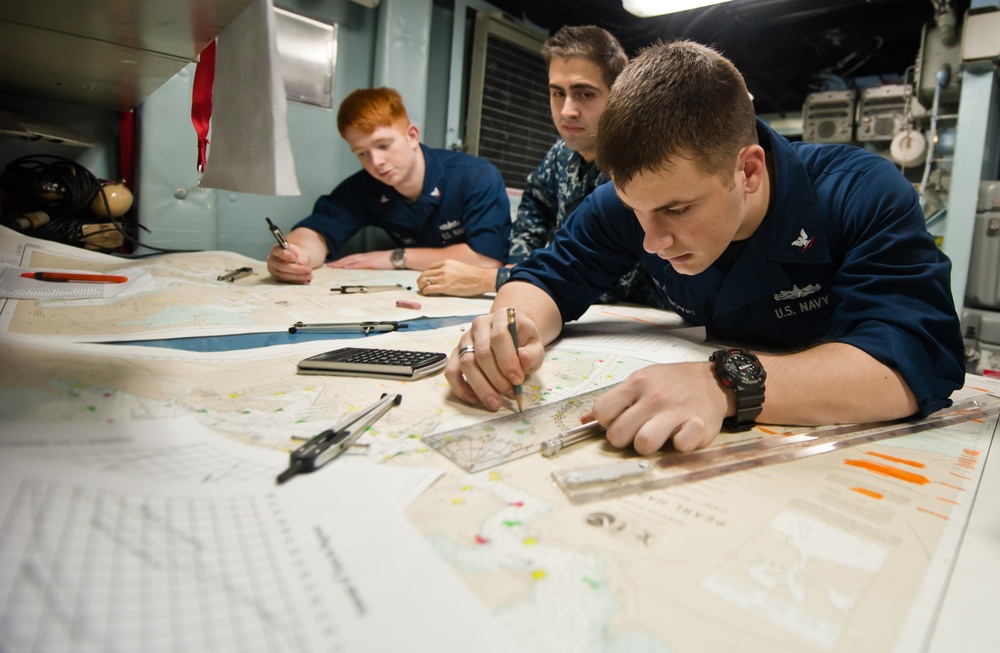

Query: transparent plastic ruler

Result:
[552,394,1000,504]
[422,386,615,472]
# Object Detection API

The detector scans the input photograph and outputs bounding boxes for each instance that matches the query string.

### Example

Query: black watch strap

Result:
[495,267,511,291]
[723,387,765,431]
[711,348,766,432]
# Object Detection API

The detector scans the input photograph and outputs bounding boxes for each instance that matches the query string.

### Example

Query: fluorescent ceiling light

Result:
[623,0,735,17]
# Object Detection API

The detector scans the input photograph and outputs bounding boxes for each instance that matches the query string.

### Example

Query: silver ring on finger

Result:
[458,345,475,357]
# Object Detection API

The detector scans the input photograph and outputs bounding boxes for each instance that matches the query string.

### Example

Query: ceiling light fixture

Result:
[623,0,735,18]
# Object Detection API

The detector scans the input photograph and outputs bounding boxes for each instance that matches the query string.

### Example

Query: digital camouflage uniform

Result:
[498,139,658,305]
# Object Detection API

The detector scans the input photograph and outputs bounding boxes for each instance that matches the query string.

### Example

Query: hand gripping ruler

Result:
[423,386,615,473]
[552,394,1000,503]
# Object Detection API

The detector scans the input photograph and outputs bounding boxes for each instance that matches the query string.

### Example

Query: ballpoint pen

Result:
[265,217,290,250]
[507,307,523,412]
[541,420,605,457]
[21,271,128,283]
[276,393,403,484]
[333,284,412,293]
[288,320,410,334]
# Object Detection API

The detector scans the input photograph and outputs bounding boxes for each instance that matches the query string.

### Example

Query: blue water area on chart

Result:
[104,315,476,352]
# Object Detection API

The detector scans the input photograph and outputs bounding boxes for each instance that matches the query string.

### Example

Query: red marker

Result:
[21,272,128,283]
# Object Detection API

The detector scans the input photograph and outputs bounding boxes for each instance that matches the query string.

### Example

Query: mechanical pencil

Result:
[21,271,128,283]
[507,307,523,412]
[265,216,290,250]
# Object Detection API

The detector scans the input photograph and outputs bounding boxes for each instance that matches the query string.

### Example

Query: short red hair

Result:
[336,87,410,137]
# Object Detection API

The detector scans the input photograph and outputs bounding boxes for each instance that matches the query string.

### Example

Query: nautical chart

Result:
[8,227,998,652]
[0,240,491,342]
[407,397,1000,653]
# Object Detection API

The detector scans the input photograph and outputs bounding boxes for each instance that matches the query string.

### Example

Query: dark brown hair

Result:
[541,25,628,89]
[596,40,757,188]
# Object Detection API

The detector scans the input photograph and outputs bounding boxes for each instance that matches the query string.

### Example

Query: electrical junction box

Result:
[917,24,962,107]
[964,181,1000,309]
[856,84,909,141]
[961,8,1000,63]
[801,89,855,143]
[961,307,1000,376]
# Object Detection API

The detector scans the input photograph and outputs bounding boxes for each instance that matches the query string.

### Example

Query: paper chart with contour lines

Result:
[406,381,999,653]
[0,419,522,653]
[0,304,709,454]
[0,225,493,343]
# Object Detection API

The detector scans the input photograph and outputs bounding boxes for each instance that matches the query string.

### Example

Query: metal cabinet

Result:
[0,0,253,110]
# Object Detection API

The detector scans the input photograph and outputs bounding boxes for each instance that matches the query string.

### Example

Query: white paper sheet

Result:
[0,266,155,300]
[0,417,521,652]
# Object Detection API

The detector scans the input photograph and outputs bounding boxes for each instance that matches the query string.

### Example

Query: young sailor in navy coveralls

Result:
[446,40,964,454]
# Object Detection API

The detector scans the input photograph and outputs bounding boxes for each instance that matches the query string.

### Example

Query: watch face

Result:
[723,352,763,384]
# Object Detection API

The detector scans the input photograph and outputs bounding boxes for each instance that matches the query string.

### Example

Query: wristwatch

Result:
[495,267,511,291]
[710,348,766,432]
[390,247,407,270]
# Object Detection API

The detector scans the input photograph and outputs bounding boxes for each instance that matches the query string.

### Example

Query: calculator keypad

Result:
[333,348,438,366]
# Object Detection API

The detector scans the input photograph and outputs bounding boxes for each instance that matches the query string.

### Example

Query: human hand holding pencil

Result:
[446,306,542,412]
[264,217,325,284]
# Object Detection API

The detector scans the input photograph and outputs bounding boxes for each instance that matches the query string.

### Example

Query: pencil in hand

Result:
[506,307,523,412]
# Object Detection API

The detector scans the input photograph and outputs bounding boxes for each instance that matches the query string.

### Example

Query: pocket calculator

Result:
[296,346,448,380]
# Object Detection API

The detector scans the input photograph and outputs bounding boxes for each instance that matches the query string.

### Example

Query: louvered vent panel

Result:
[476,37,556,188]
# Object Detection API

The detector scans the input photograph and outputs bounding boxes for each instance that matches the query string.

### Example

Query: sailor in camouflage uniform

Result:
[500,138,650,304]
[418,25,658,305]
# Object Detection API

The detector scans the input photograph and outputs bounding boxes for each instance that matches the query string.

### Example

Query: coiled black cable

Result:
[1,154,198,255]
[0,154,130,252]
[0,154,99,218]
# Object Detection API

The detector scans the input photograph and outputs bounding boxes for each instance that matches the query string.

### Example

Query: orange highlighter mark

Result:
[850,487,884,499]
[917,506,949,520]
[844,459,931,485]
[863,451,925,468]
